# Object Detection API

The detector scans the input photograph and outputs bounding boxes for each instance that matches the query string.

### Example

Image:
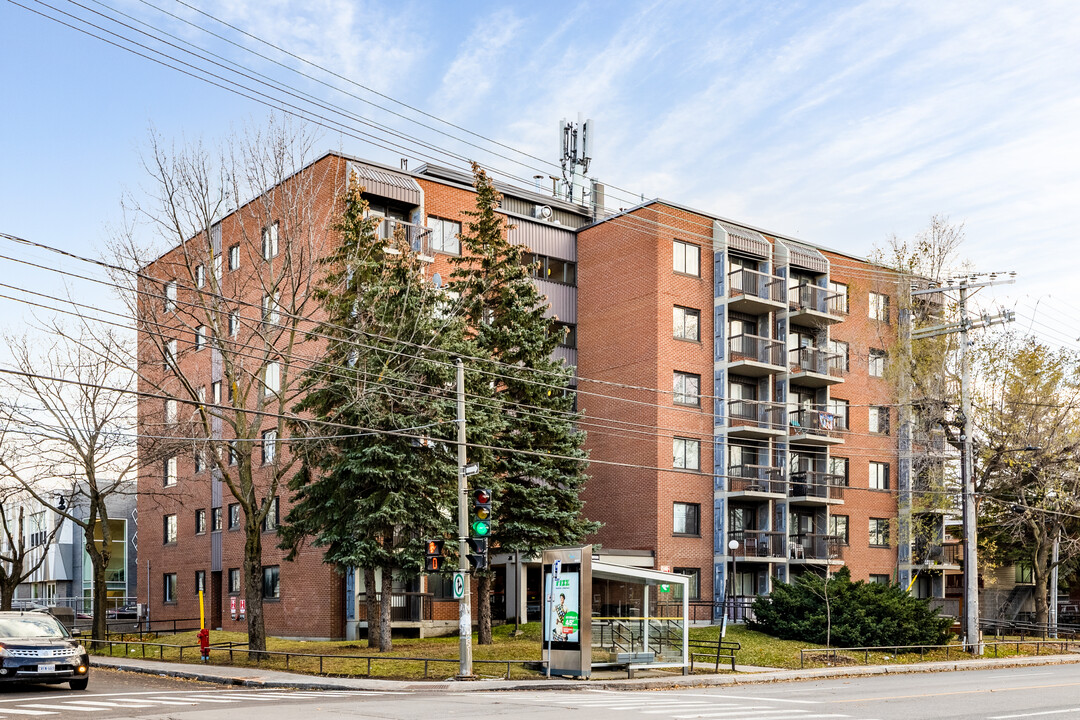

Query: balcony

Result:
[788,408,846,446]
[729,530,786,561]
[377,218,435,260]
[786,346,846,388]
[788,471,846,504]
[727,464,786,496]
[725,399,787,439]
[728,268,786,314]
[789,533,845,562]
[913,542,961,570]
[728,334,785,376]
[788,284,844,325]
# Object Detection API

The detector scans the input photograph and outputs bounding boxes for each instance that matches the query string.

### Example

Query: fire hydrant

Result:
[197,628,211,663]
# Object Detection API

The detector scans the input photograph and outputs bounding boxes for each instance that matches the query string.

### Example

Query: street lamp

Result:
[728,539,740,622]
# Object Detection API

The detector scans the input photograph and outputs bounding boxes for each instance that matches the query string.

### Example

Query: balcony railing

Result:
[728,464,785,494]
[727,398,786,431]
[376,217,434,257]
[789,471,846,501]
[729,334,784,366]
[913,542,948,566]
[943,543,963,565]
[789,283,844,315]
[789,407,847,435]
[790,533,845,560]
[728,268,785,303]
[729,530,786,559]
[790,346,846,376]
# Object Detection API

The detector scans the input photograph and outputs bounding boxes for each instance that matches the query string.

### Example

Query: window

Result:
[197,385,206,409]
[262,429,277,465]
[427,216,461,255]
[869,518,890,547]
[262,497,279,532]
[164,456,178,487]
[211,507,223,532]
[828,281,848,314]
[673,371,700,406]
[262,221,279,259]
[164,280,177,312]
[673,306,701,342]
[164,339,178,369]
[163,514,177,544]
[164,398,177,424]
[869,292,890,321]
[869,574,891,585]
[829,515,849,545]
[869,348,886,377]
[264,362,280,397]
[194,449,204,474]
[195,264,205,289]
[228,312,239,338]
[554,322,576,348]
[228,503,240,530]
[673,240,700,277]
[522,253,577,286]
[195,509,206,535]
[195,325,208,351]
[1015,564,1034,584]
[673,437,700,470]
[869,406,890,434]
[827,398,849,431]
[262,292,280,325]
[870,461,890,490]
[829,456,849,485]
[673,502,701,536]
[228,568,241,594]
[228,441,238,466]
[163,573,177,603]
[673,567,701,600]
[262,566,280,599]
[228,244,240,271]
[195,570,206,594]
[828,339,849,371]
[212,381,222,405]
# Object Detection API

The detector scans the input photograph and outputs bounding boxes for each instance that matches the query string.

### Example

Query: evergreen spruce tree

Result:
[281,174,496,651]
[451,163,598,644]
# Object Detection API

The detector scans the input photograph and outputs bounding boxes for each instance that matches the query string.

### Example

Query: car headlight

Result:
[75,645,86,656]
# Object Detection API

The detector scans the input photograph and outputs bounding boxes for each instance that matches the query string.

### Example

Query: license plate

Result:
[38,664,56,673]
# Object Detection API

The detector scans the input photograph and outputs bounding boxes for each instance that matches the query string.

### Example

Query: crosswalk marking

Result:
[153,696,238,703]
[17,705,102,712]
[63,701,162,708]
[0,709,61,716]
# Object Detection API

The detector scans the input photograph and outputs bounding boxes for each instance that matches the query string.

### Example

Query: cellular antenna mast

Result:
[558,114,593,206]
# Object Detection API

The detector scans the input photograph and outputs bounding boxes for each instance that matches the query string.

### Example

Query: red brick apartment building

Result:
[139,151,927,639]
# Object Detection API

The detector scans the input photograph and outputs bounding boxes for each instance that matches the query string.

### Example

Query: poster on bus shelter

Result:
[545,569,580,647]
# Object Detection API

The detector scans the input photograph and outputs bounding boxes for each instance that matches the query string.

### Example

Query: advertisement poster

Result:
[545,569,580,646]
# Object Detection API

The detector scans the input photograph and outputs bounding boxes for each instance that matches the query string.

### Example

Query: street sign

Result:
[552,559,561,580]
[463,462,480,476]
[453,572,465,599]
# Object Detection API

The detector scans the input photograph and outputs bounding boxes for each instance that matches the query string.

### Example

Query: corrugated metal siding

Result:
[211,530,222,572]
[347,161,421,205]
[552,346,577,369]
[508,219,577,261]
[536,279,576,323]
[501,197,588,229]
[717,220,770,258]
[777,240,828,273]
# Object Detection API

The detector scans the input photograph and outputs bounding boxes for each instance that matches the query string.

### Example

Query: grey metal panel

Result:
[717,220,770,258]
[347,161,421,205]
[211,531,222,573]
[501,197,588,229]
[552,346,577,369]
[507,218,578,261]
[777,240,828,274]
[535,279,576,323]
[211,470,222,507]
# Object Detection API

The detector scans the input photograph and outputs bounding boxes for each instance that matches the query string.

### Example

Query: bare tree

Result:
[0,486,65,610]
[108,116,335,652]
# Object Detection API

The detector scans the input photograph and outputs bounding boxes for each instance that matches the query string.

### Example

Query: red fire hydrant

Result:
[197,628,211,663]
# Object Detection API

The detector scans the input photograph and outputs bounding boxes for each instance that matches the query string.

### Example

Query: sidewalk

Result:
[91,651,1080,693]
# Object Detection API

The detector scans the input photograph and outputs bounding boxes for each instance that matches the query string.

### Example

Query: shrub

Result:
[748,568,953,647]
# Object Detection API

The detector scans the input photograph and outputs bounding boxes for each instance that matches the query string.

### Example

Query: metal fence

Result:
[799,640,1077,669]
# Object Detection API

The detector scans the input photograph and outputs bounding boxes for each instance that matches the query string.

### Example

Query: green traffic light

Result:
[472,520,490,537]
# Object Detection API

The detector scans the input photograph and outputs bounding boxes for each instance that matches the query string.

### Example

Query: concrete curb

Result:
[91,651,1080,693]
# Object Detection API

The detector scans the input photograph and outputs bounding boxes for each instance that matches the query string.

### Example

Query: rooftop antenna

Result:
[559,114,593,205]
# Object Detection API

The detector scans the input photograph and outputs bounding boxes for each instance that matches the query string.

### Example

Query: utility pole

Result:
[910,273,1015,656]
[456,358,472,677]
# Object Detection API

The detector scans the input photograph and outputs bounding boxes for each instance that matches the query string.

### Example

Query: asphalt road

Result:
[4,664,1079,719]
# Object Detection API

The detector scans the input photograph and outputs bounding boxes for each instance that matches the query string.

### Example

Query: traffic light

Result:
[467,537,488,570]
[471,488,492,537]
[424,539,445,573]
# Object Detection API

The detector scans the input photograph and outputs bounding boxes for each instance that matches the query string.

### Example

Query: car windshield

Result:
[0,616,68,639]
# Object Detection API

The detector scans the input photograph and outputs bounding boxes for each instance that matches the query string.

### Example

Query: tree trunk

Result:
[0,580,15,611]
[477,573,493,645]
[244,517,267,654]
[1032,541,1051,629]
[363,567,380,649]
[378,566,393,652]
[84,525,111,647]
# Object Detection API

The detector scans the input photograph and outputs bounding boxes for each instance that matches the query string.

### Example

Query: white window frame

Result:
[195,264,205,289]
[262,221,279,260]
[869,406,890,434]
[262,292,280,325]
[264,362,280,397]
[870,461,890,490]
[228,244,240,271]
[164,456,178,487]
[869,292,890,321]
[163,514,177,544]
[228,311,239,338]
[164,398,178,424]
[673,240,700,277]
[427,216,461,255]
[262,429,277,465]
[195,325,208,351]
[869,348,886,377]
[164,280,177,312]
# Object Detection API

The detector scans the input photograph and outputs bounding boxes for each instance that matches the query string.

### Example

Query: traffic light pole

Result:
[456,358,473,677]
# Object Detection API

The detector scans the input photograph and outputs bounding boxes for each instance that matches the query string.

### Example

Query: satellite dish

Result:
[432,272,442,288]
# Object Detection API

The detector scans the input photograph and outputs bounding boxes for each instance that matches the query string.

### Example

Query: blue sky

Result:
[1,0,1078,348]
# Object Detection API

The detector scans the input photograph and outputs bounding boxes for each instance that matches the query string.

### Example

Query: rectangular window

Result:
[165,398,177,424]
[522,253,578,286]
[264,362,280,397]
[829,515,849,545]
[869,348,886,377]
[164,456,178,487]
[672,437,701,471]
[228,568,241,594]
[228,503,240,530]
[228,244,240,271]
[163,573,177,603]
[829,456,849,485]
[263,497,279,532]
[262,566,280,599]
[869,518,890,547]
[164,339,178,369]
[163,514,177,544]
[869,406,890,434]
[673,240,700,277]
[673,306,701,342]
[869,292,890,321]
[427,216,461,255]
[869,574,891,585]
[197,385,206,409]
[828,281,848,314]
[212,381,222,405]
[194,449,204,474]
[870,461,890,490]
[228,312,239,338]
[262,221,279,259]
[1015,565,1033,584]
[673,502,701,536]
[195,325,208,351]
[195,570,206,594]
[195,264,205,289]
[673,567,701,600]
[211,507,223,532]
[164,280,177,312]
[673,371,700,406]
[228,441,238,466]
[195,508,206,535]
[828,339,849,371]
[262,292,280,325]
[554,322,576,348]
[262,429,277,465]
[827,398,849,430]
